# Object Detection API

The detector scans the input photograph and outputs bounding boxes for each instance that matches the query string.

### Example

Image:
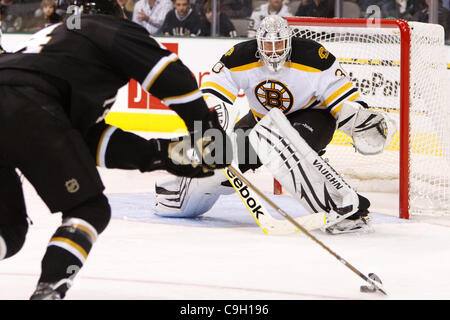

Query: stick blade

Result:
[262,212,326,235]
[361,273,387,295]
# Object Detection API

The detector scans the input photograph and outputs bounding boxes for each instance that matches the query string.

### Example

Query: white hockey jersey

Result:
[201,38,361,121]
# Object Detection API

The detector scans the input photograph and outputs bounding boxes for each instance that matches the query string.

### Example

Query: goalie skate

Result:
[323,209,373,235]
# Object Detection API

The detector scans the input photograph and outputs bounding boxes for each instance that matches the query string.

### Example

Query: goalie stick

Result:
[209,95,325,235]
[227,165,387,295]
[222,167,326,235]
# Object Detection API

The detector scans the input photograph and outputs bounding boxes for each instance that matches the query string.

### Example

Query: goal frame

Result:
[285,17,412,219]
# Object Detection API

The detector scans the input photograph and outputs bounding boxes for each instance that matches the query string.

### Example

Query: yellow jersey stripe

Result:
[96,125,112,166]
[250,109,265,119]
[229,61,264,72]
[323,82,353,107]
[285,62,321,73]
[330,92,360,117]
[50,237,88,260]
[201,81,237,102]
[74,225,97,243]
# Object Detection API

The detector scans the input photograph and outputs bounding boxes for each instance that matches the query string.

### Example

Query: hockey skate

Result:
[323,209,373,235]
[321,195,374,235]
[30,280,71,300]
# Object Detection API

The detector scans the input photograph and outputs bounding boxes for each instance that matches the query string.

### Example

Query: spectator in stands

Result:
[294,0,334,17]
[412,0,449,39]
[357,0,381,15]
[194,0,252,19]
[40,0,61,26]
[0,0,12,16]
[248,0,292,37]
[117,0,133,18]
[198,0,237,37]
[55,0,71,19]
[381,0,416,18]
[125,0,138,12]
[220,0,252,18]
[160,0,201,35]
[132,0,172,34]
[0,0,13,32]
[33,0,60,31]
[444,0,450,9]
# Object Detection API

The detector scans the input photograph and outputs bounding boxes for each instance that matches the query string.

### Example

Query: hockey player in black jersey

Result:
[0,0,231,299]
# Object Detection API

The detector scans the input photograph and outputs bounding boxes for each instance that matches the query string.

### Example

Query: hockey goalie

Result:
[154,15,396,234]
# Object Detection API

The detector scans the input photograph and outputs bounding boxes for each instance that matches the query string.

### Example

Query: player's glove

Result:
[149,110,233,177]
[148,138,211,178]
[189,109,233,172]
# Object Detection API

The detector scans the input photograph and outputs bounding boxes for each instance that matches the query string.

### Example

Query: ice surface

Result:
[1,167,450,300]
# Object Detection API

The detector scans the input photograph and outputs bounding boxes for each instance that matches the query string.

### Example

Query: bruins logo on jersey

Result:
[318,46,329,59]
[225,46,235,56]
[254,80,293,113]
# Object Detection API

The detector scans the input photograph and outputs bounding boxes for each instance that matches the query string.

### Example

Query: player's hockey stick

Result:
[226,165,387,295]
[222,167,326,235]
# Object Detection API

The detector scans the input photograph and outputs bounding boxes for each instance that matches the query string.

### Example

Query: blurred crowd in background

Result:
[1,0,449,41]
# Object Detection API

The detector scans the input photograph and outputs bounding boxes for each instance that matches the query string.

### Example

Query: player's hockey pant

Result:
[0,167,29,260]
[0,84,111,295]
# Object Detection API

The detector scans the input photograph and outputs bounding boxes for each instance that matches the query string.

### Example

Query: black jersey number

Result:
[14,23,61,53]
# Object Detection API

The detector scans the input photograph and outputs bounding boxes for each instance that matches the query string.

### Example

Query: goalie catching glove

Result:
[337,101,397,155]
[149,109,233,177]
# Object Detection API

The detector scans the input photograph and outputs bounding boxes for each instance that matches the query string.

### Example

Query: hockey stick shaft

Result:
[222,168,326,234]
[227,165,387,295]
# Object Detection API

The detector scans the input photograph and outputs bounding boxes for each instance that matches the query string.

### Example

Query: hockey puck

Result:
[360,285,376,293]
[360,273,383,293]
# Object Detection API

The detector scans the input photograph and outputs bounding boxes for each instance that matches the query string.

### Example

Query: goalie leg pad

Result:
[249,108,361,219]
[154,94,240,219]
[154,173,234,218]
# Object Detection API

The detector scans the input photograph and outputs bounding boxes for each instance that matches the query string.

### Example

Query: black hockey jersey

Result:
[0,14,208,135]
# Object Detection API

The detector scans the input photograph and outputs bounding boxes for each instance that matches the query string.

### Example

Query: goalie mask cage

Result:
[285,17,450,219]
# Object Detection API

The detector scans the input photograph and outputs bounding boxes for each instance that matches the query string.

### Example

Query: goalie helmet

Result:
[256,16,292,72]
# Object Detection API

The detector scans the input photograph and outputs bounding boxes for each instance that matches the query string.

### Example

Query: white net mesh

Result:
[289,19,450,216]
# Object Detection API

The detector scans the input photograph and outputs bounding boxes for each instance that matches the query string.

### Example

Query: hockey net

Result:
[286,18,450,218]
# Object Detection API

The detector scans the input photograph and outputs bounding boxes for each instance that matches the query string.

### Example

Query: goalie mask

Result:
[256,16,292,72]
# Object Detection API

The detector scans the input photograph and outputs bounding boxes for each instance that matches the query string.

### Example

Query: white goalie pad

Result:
[154,173,234,218]
[154,94,239,218]
[249,108,360,217]
[337,101,397,155]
